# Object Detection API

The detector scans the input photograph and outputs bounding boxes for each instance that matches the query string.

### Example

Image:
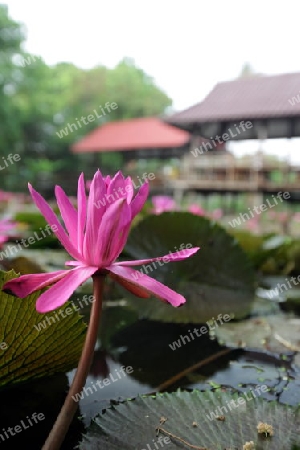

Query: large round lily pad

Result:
[214,314,300,353]
[79,390,300,449]
[124,212,255,323]
[0,270,86,387]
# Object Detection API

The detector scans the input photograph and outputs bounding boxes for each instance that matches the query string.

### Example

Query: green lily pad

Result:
[3,249,68,273]
[214,314,300,353]
[79,390,300,449]
[14,211,61,249]
[3,255,45,274]
[263,235,290,251]
[124,213,255,323]
[229,231,295,275]
[0,270,86,387]
[229,230,271,268]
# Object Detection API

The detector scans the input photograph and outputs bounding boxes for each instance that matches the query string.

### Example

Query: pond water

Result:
[1,250,300,449]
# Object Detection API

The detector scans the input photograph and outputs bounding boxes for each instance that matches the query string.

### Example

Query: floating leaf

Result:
[3,249,68,273]
[229,230,272,268]
[124,213,255,323]
[14,211,61,249]
[79,390,300,449]
[214,314,300,353]
[263,235,290,251]
[229,231,294,274]
[3,255,45,274]
[0,270,86,387]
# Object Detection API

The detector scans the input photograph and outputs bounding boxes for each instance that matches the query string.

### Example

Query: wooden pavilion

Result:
[166,72,300,200]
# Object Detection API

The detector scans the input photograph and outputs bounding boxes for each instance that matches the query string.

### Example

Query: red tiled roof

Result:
[71,117,190,152]
[169,72,300,123]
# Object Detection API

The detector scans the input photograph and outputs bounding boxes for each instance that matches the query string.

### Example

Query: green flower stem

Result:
[42,274,106,450]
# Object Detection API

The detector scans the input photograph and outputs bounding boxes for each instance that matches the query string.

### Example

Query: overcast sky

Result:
[5,0,300,162]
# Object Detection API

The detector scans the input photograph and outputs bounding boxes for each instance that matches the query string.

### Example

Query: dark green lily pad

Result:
[6,249,68,272]
[14,211,61,249]
[229,230,273,268]
[79,390,300,449]
[214,314,300,353]
[124,212,255,323]
[229,231,297,275]
[3,255,45,274]
[0,270,86,387]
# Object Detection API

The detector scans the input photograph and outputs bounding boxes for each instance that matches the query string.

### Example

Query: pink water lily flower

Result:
[188,204,206,216]
[211,208,223,220]
[0,218,17,246]
[3,170,199,313]
[152,195,176,214]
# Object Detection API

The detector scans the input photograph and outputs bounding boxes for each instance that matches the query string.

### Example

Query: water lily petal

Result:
[124,176,134,203]
[65,260,83,266]
[77,173,87,254]
[93,199,131,266]
[152,195,176,214]
[3,270,68,298]
[131,182,149,218]
[108,265,186,307]
[55,185,78,246]
[106,171,132,204]
[36,266,98,313]
[28,183,82,261]
[114,247,200,267]
[109,273,150,298]
[84,170,106,262]
[104,175,111,186]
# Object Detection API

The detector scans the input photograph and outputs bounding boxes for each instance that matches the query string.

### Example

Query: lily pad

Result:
[229,230,272,268]
[124,212,255,323]
[4,249,68,273]
[14,211,61,249]
[3,255,45,274]
[0,270,86,387]
[229,231,295,274]
[214,314,300,353]
[79,390,300,449]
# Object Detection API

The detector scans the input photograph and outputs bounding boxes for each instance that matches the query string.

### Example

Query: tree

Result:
[0,7,173,193]
[238,63,257,78]
[0,4,24,153]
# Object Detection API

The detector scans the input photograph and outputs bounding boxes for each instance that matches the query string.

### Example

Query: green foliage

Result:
[14,212,61,248]
[215,314,300,352]
[79,390,300,449]
[0,270,86,387]
[124,212,255,323]
[231,230,300,275]
[0,8,172,192]
[0,5,24,155]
